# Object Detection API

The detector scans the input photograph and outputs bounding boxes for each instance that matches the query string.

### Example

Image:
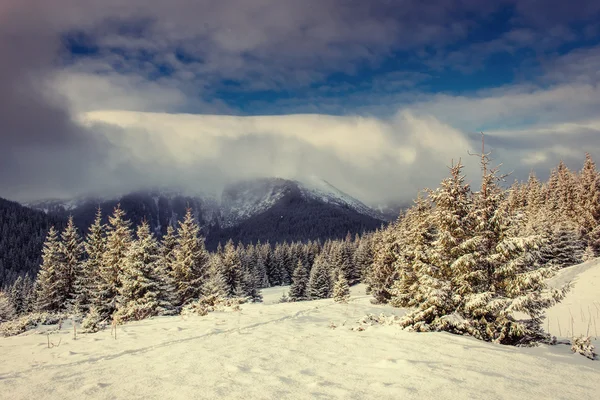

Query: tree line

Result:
[0,207,373,326]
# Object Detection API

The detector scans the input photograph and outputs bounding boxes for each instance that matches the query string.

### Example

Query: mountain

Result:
[0,197,66,286]
[209,178,385,246]
[24,178,387,249]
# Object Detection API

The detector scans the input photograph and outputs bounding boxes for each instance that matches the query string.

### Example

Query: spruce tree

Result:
[578,153,600,255]
[116,221,163,322]
[0,290,16,322]
[389,192,434,308]
[368,226,400,304]
[289,260,309,301]
[333,271,350,303]
[203,255,228,300]
[35,227,65,312]
[222,239,244,297]
[98,205,132,319]
[171,208,210,305]
[155,225,178,315]
[308,255,332,299]
[399,160,474,331]
[59,216,84,311]
[81,208,105,313]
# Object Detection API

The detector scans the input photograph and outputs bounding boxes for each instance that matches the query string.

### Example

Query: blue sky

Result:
[2,0,600,203]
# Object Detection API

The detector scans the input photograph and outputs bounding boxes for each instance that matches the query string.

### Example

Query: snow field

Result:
[0,277,598,400]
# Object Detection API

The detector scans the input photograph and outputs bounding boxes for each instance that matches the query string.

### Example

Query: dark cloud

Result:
[0,0,599,204]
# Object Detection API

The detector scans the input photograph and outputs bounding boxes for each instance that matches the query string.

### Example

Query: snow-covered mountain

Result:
[219,177,387,228]
[24,178,387,247]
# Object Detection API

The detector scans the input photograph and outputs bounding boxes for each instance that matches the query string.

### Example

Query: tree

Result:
[59,216,84,311]
[155,225,178,315]
[368,226,400,304]
[0,291,15,322]
[35,227,65,312]
[389,192,434,308]
[80,208,105,313]
[333,271,350,303]
[578,153,600,255]
[398,160,474,331]
[308,255,332,299]
[221,239,244,297]
[115,221,164,322]
[202,255,228,300]
[288,260,309,301]
[171,208,210,305]
[98,205,132,318]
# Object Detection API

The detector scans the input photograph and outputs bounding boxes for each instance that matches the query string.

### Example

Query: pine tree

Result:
[254,253,270,289]
[35,227,65,312]
[288,260,309,301]
[578,153,600,255]
[98,205,132,319]
[399,160,474,331]
[8,276,25,315]
[115,221,163,322]
[399,146,568,345]
[389,192,434,308]
[333,271,350,303]
[171,208,210,306]
[354,235,374,283]
[81,208,105,313]
[546,223,585,268]
[203,255,228,300]
[81,305,103,333]
[222,239,244,297]
[368,226,400,304]
[308,255,332,299]
[59,216,84,311]
[155,225,178,315]
[0,290,16,322]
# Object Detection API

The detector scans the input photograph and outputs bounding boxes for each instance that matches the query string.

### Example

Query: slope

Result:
[1,281,598,399]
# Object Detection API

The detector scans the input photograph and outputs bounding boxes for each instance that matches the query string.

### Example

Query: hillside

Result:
[0,198,65,287]
[1,261,598,399]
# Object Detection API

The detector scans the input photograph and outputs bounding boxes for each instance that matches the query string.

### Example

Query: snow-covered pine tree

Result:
[578,153,600,255]
[333,271,350,303]
[545,223,585,268]
[354,235,374,283]
[97,205,132,319]
[399,160,474,331]
[222,239,244,297]
[115,221,163,322]
[203,255,228,300]
[0,290,16,322]
[288,260,309,301]
[81,305,103,333]
[368,225,400,304]
[331,241,355,285]
[80,207,105,314]
[389,192,434,308]
[171,208,210,306]
[155,225,178,315]
[308,255,332,299]
[35,226,65,312]
[254,252,270,289]
[400,144,568,345]
[59,216,84,311]
[8,276,25,315]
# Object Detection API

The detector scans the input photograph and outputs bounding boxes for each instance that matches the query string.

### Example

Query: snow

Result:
[545,258,600,338]
[1,266,599,399]
[298,176,385,221]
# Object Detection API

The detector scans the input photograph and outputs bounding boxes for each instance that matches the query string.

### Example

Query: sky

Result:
[1,0,600,205]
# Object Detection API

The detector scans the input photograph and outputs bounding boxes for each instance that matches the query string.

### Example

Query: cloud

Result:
[1,0,599,206]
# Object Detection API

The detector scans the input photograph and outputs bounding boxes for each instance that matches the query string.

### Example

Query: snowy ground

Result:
[1,265,599,399]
